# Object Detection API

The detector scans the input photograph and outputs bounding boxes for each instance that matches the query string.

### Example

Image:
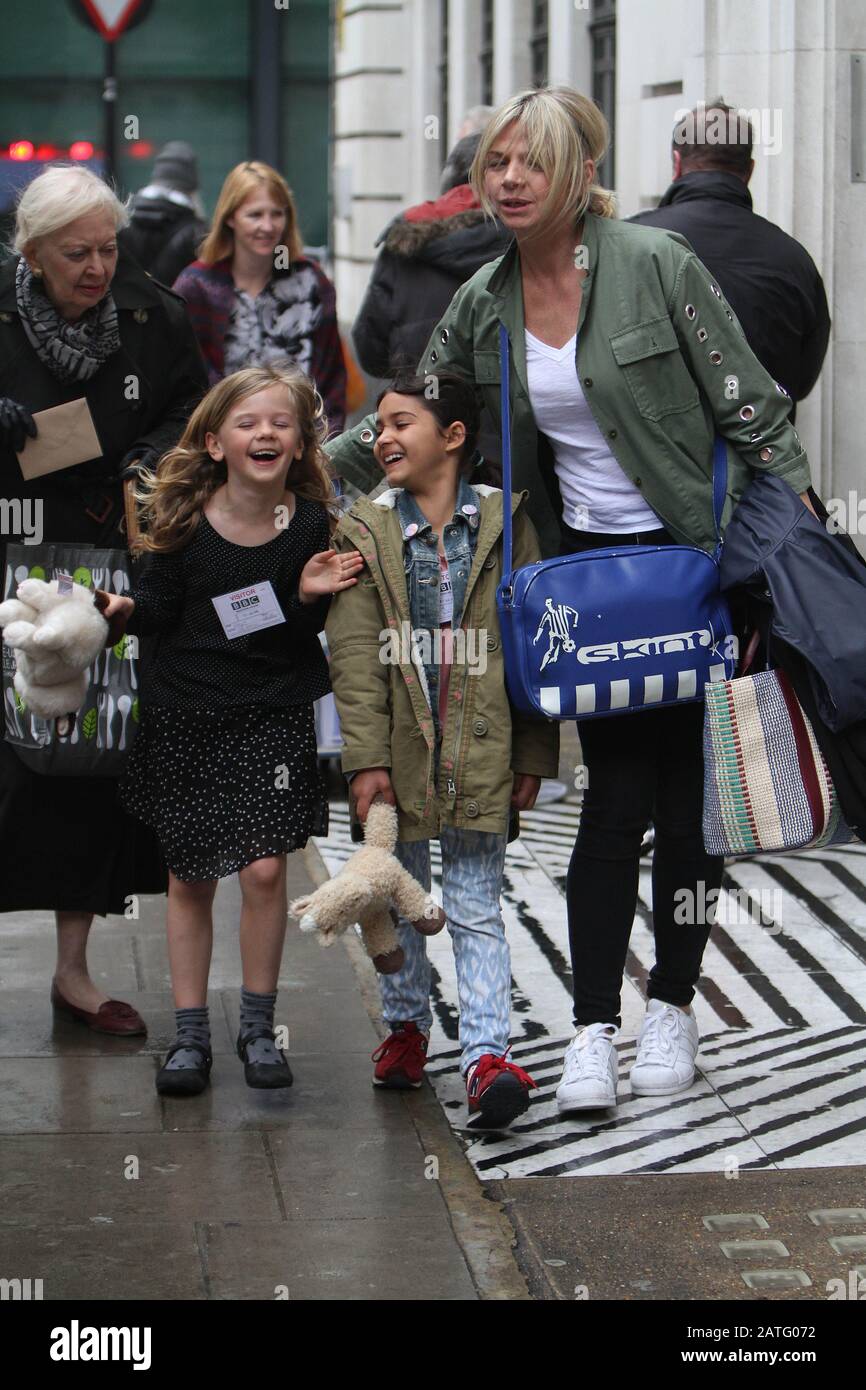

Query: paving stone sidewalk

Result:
[0,849,523,1302]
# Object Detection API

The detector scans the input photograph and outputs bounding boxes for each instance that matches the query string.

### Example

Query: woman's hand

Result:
[93,591,134,648]
[299,548,365,602]
[352,768,396,824]
[0,398,37,454]
[511,773,541,811]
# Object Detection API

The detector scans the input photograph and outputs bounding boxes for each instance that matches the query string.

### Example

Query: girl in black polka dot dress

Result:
[101,364,362,1096]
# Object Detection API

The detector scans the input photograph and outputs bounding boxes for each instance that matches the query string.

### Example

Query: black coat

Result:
[0,252,208,565]
[0,253,207,915]
[119,192,207,287]
[721,475,866,732]
[722,482,866,842]
[352,206,512,379]
[630,172,830,408]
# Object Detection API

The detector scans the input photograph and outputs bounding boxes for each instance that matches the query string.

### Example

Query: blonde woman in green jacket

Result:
[326,371,558,1129]
[327,86,819,1116]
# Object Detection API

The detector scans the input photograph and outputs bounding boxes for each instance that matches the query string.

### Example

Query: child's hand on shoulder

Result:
[299,548,365,602]
[511,774,541,811]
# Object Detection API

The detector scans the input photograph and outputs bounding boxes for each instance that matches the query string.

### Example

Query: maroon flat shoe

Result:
[50,982,147,1036]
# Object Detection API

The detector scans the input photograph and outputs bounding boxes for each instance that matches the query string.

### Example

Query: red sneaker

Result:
[466,1049,536,1128]
[371,1022,429,1090]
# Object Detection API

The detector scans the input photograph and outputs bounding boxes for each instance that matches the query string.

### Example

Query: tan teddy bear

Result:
[290,799,446,973]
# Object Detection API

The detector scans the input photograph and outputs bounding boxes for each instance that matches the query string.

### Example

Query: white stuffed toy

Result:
[0,578,108,719]
[290,799,447,974]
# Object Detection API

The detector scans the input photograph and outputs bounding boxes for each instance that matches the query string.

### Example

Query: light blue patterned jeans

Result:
[380,829,510,1074]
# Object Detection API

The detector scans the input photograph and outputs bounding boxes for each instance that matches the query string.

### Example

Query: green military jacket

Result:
[326,485,559,841]
[327,213,812,558]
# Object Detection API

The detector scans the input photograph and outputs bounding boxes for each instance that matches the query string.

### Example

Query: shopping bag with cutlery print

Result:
[1,542,140,776]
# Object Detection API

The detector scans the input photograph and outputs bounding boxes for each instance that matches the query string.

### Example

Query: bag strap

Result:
[497,321,729,573]
[499,323,514,578]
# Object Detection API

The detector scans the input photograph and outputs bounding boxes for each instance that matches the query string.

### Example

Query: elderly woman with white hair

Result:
[0,163,207,1035]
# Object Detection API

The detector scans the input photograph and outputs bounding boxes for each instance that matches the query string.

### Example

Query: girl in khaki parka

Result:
[326,372,558,1129]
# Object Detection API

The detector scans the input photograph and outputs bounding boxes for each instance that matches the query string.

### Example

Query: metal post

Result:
[250,0,282,167]
[102,40,118,185]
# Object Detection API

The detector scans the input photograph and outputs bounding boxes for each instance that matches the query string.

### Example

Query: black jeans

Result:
[560,524,724,1027]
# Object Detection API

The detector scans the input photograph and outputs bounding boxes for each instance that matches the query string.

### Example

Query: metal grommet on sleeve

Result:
[775,382,790,398]
[429,349,438,363]
[440,329,449,344]
[359,428,375,445]
[709,351,723,365]
[739,404,756,422]
[759,446,774,462]
[710,283,722,298]
[749,430,764,443]
[685,304,696,320]
[697,328,708,343]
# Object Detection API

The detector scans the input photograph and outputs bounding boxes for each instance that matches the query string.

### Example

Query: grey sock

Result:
[239,987,283,1065]
[164,1005,211,1071]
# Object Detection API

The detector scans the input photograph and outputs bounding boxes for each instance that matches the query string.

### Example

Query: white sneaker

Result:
[555,1023,619,1112]
[630,999,700,1096]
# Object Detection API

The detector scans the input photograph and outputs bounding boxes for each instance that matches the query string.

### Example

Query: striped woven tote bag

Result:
[703,668,854,856]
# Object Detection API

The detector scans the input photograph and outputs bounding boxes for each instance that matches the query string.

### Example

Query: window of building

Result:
[589,0,616,186]
[531,1,549,89]
[480,0,494,106]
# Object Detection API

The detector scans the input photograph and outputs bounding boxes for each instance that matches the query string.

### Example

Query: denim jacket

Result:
[395,477,481,737]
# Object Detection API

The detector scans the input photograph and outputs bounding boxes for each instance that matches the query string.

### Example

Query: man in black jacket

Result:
[352,133,512,382]
[631,101,830,410]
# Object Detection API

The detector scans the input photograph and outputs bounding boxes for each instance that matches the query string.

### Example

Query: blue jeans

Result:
[380,829,510,1074]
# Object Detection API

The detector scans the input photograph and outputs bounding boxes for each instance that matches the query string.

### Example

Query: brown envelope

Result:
[16,398,103,481]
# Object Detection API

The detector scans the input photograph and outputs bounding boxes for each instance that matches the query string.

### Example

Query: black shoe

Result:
[156,1040,212,1097]
[236,1028,294,1089]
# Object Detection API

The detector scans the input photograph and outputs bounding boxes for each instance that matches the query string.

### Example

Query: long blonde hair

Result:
[133,365,335,554]
[197,161,303,266]
[471,87,616,239]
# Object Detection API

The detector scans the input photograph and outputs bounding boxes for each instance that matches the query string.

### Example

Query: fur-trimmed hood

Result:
[378,187,512,275]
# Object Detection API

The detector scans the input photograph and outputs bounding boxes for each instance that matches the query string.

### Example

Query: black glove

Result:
[0,397,37,454]
[119,446,159,482]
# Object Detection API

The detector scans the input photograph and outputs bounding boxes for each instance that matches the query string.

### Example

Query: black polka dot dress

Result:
[119,499,331,882]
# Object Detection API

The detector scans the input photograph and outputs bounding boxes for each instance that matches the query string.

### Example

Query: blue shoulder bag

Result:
[496,323,737,720]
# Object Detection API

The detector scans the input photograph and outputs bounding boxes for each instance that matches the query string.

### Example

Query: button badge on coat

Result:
[403,523,419,538]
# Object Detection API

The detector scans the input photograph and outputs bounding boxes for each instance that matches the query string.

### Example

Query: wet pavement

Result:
[0,851,518,1301]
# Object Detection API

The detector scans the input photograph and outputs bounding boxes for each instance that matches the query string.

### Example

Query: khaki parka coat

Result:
[326,484,560,841]
[326,214,813,559]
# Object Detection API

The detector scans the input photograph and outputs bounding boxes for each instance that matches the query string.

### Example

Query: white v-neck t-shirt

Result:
[524,329,662,533]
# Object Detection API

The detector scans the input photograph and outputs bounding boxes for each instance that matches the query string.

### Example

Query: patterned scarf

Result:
[15,257,121,384]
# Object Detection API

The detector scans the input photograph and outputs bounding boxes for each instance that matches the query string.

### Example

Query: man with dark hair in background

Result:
[631,100,830,411]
